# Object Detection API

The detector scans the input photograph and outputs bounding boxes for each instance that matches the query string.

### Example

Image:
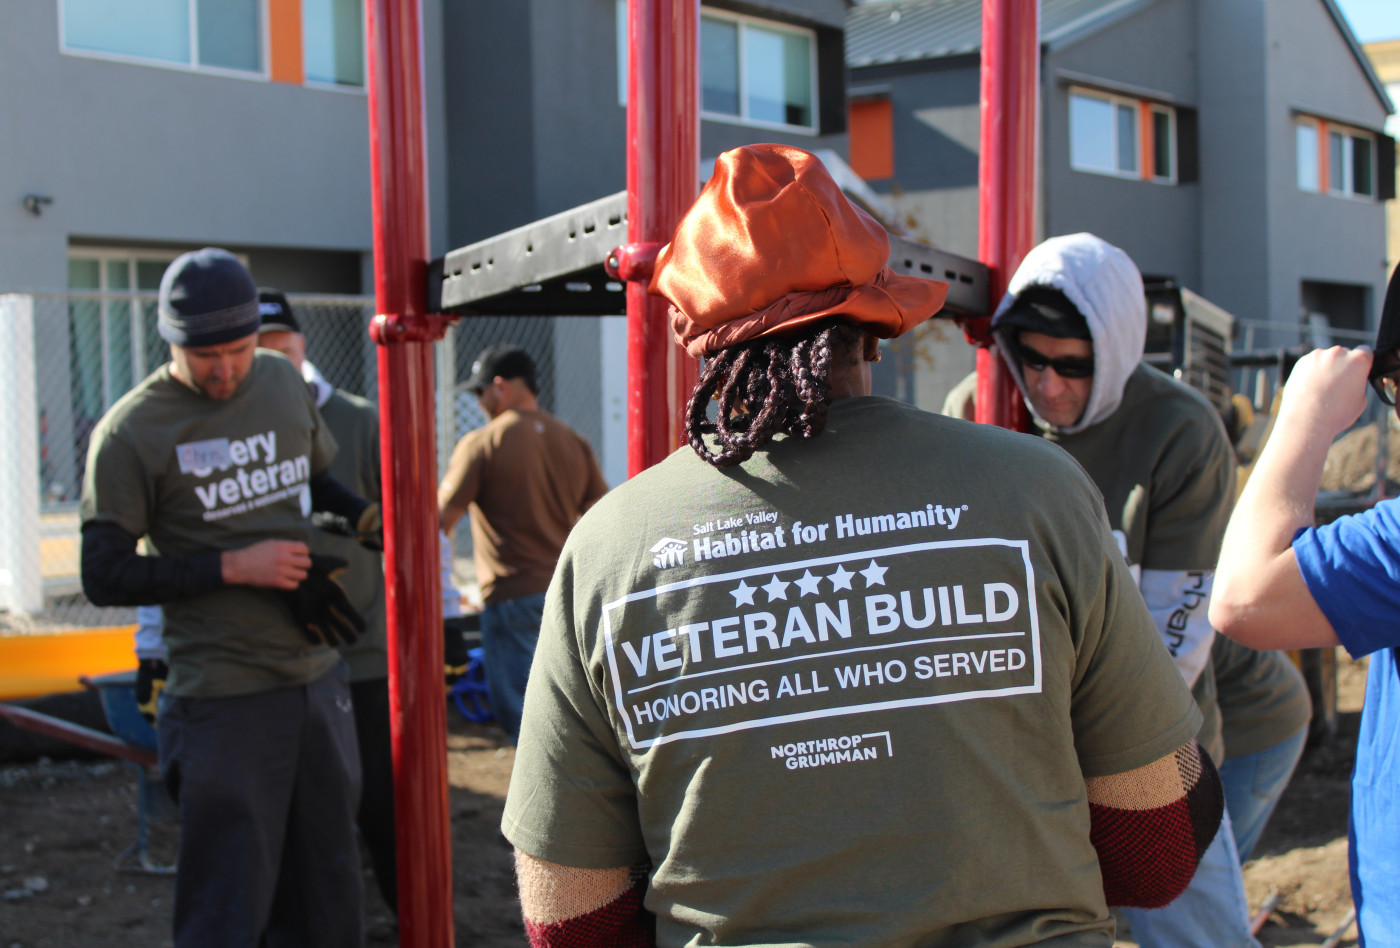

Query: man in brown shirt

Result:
[438,345,608,742]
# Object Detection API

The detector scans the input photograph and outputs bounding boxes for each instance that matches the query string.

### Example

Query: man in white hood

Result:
[991,233,1256,948]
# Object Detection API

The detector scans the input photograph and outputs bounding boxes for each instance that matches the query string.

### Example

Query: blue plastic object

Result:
[83,670,174,874]
[449,647,494,723]
[87,670,158,752]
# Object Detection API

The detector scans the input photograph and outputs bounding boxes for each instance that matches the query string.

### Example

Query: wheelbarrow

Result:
[0,670,175,875]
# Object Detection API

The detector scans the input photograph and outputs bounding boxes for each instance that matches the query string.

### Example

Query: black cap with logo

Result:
[257,288,301,335]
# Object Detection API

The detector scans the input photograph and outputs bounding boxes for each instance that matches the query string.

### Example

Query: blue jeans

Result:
[1119,807,1259,948]
[1217,727,1308,863]
[481,592,546,744]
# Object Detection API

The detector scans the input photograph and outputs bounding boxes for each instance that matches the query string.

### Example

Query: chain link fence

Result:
[0,291,605,632]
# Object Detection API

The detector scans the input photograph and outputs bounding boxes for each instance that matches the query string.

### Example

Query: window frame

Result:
[1148,105,1177,184]
[698,7,818,135]
[1068,87,1177,185]
[58,0,270,81]
[1295,114,1378,201]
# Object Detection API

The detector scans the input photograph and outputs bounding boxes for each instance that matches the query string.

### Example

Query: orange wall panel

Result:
[269,0,304,85]
[1317,119,1330,192]
[849,98,895,181]
[1139,101,1153,179]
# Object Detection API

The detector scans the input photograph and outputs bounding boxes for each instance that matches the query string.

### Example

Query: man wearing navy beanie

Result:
[80,247,375,947]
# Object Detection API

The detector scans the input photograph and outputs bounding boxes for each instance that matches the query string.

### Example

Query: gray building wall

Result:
[851,0,1390,345]
[1263,0,1390,337]
[445,0,850,249]
[1195,0,1270,324]
[849,56,982,257]
[1043,0,1201,289]
[0,2,397,295]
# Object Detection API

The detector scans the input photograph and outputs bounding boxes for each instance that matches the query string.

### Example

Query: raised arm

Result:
[1208,346,1371,649]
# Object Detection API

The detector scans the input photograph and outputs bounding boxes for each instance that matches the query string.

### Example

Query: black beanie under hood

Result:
[995,285,1092,340]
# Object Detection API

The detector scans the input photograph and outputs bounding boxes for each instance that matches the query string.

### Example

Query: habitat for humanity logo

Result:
[652,538,686,569]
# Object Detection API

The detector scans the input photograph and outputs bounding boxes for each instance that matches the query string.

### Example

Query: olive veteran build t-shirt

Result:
[81,353,339,698]
[503,397,1201,948]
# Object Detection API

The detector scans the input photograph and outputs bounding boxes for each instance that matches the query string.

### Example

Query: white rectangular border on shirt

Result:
[602,537,1043,750]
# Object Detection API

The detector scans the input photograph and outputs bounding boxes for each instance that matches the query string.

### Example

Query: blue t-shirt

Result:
[1294,499,1400,947]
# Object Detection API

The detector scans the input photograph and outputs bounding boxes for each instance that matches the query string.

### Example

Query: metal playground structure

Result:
[364,0,1038,942]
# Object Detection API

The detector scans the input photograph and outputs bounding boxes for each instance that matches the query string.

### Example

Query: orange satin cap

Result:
[651,143,949,357]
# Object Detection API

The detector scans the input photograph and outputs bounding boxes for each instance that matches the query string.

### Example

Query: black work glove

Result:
[443,616,471,692]
[135,658,169,725]
[278,554,365,647]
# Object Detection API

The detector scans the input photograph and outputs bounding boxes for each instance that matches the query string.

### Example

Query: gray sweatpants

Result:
[158,663,364,948]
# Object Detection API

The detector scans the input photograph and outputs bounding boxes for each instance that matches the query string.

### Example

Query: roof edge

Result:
[1319,0,1395,116]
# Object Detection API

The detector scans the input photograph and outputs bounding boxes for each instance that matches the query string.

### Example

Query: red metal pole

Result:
[974,0,1038,432]
[626,0,699,477]
[364,0,454,944]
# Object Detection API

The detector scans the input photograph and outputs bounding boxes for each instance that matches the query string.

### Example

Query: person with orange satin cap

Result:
[500,143,1219,948]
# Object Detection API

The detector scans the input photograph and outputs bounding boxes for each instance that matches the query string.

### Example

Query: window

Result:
[614,3,816,133]
[66,251,182,418]
[62,0,262,74]
[1297,122,1319,191]
[304,0,364,88]
[1069,89,1176,183]
[701,11,814,131]
[1296,116,1376,199]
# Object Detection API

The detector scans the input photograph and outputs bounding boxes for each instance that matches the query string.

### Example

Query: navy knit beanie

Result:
[157,248,261,347]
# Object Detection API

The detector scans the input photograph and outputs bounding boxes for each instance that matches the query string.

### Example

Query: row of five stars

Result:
[729,560,888,606]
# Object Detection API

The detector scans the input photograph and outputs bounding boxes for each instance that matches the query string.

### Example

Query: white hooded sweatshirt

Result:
[991,233,1228,693]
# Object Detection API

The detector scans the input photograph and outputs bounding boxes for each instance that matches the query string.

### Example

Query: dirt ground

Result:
[0,653,1366,948]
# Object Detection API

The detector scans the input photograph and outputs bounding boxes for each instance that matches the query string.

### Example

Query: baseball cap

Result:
[651,144,948,357]
[257,288,301,335]
[157,248,261,347]
[462,345,536,393]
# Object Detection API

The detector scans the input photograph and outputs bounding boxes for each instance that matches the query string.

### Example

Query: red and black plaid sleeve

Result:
[524,875,655,948]
[1089,742,1224,908]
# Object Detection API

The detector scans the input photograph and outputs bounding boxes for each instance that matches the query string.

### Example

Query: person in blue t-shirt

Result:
[1211,263,1400,947]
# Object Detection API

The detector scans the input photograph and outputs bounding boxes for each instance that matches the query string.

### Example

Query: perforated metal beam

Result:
[431,191,987,319]
[434,191,629,315]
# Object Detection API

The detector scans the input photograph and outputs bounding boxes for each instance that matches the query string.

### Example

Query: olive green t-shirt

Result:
[81,353,339,697]
[504,397,1201,948]
[1213,636,1312,760]
[1041,363,1235,765]
[317,388,387,682]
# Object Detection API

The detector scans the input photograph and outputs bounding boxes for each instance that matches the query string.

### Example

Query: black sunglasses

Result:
[1370,352,1400,406]
[1013,339,1095,379]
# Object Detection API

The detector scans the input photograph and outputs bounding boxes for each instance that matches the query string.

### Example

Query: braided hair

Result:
[685,321,866,468]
